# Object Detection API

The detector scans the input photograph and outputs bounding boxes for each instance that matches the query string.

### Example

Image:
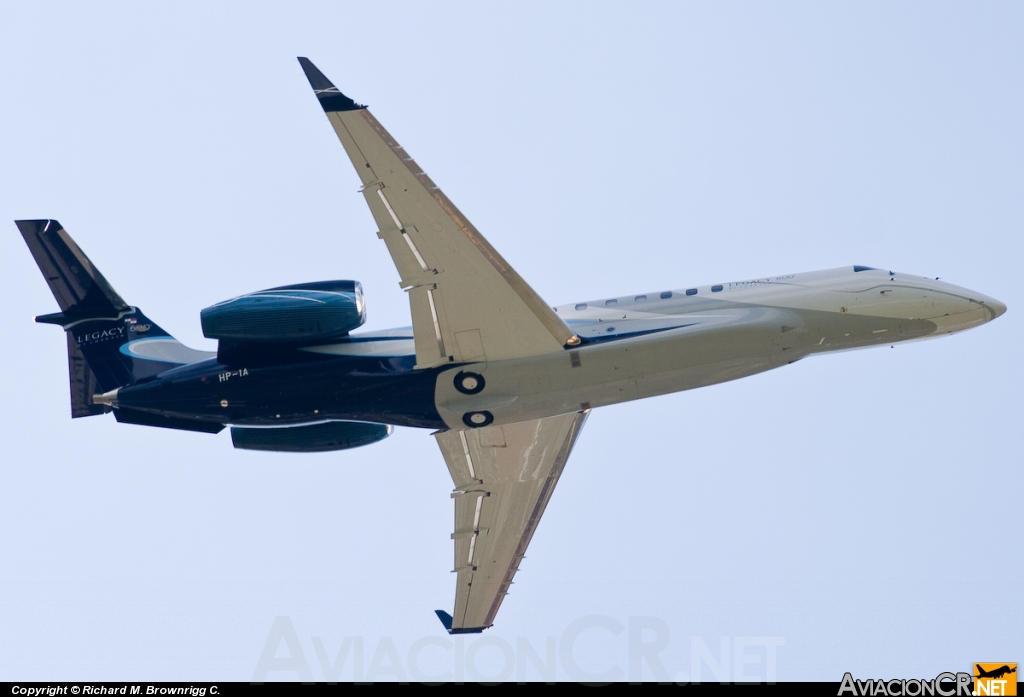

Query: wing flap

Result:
[435,411,589,631]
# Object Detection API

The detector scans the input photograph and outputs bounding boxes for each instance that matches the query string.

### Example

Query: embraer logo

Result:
[75,326,125,344]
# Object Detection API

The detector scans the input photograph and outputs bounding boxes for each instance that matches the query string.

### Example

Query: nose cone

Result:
[910,278,1006,335]
[984,297,1007,321]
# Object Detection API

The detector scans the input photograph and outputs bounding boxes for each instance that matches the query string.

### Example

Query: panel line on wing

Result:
[402,232,430,272]
[427,288,446,358]
[467,495,484,565]
[376,187,404,229]
[376,188,431,272]
[459,430,477,480]
[327,112,377,180]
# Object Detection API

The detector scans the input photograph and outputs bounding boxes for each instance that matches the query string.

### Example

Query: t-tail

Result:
[16,219,211,418]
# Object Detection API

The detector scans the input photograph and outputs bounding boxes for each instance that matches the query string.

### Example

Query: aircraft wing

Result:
[298,58,579,368]
[433,410,588,632]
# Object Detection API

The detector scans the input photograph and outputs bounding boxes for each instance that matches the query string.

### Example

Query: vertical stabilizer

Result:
[16,219,130,320]
[16,219,211,415]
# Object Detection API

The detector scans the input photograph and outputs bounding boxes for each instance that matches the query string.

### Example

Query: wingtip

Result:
[434,609,453,631]
[433,610,486,634]
[297,57,333,89]
[297,57,366,112]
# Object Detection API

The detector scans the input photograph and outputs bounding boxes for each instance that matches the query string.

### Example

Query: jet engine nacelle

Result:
[230,420,392,453]
[201,280,365,343]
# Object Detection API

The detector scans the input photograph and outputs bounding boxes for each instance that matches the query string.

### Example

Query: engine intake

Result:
[201,280,365,343]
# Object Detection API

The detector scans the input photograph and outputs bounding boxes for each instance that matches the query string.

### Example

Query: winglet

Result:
[297,57,365,112]
[434,609,453,631]
[434,610,485,634]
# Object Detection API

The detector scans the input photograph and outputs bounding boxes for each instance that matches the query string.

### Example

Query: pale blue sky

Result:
[1,1,1020,682]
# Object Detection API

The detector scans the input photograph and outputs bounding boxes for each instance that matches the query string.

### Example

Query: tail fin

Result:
[17,219,213,415]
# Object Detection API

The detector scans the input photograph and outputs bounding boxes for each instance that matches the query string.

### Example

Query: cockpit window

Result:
[685,288,697,296]
[635,295,647,303]
[605,299,618,307]
[853,265,878,272]
[660,291,672,299]
[575,303,587,311]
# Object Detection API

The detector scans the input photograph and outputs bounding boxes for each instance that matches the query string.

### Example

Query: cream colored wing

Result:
[433,410,589,632]
[299,58,579,368]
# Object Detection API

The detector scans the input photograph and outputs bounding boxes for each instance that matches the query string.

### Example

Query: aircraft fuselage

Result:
[108,266,1004,431]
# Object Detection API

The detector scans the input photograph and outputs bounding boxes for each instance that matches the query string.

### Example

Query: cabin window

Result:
[575,303,587,311]
[711,285,723,292]
[660,291,672,299]
[605,299,618,307]
[853,265,877,272]
[635,295,647,303]
[685,288,697,296]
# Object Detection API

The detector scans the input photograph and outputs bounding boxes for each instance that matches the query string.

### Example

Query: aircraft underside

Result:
[14,56,1005,634]
[100,295,986,435]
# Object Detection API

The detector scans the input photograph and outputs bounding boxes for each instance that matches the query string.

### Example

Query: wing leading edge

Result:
[297,57,580,368]
[434,411,589,632]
